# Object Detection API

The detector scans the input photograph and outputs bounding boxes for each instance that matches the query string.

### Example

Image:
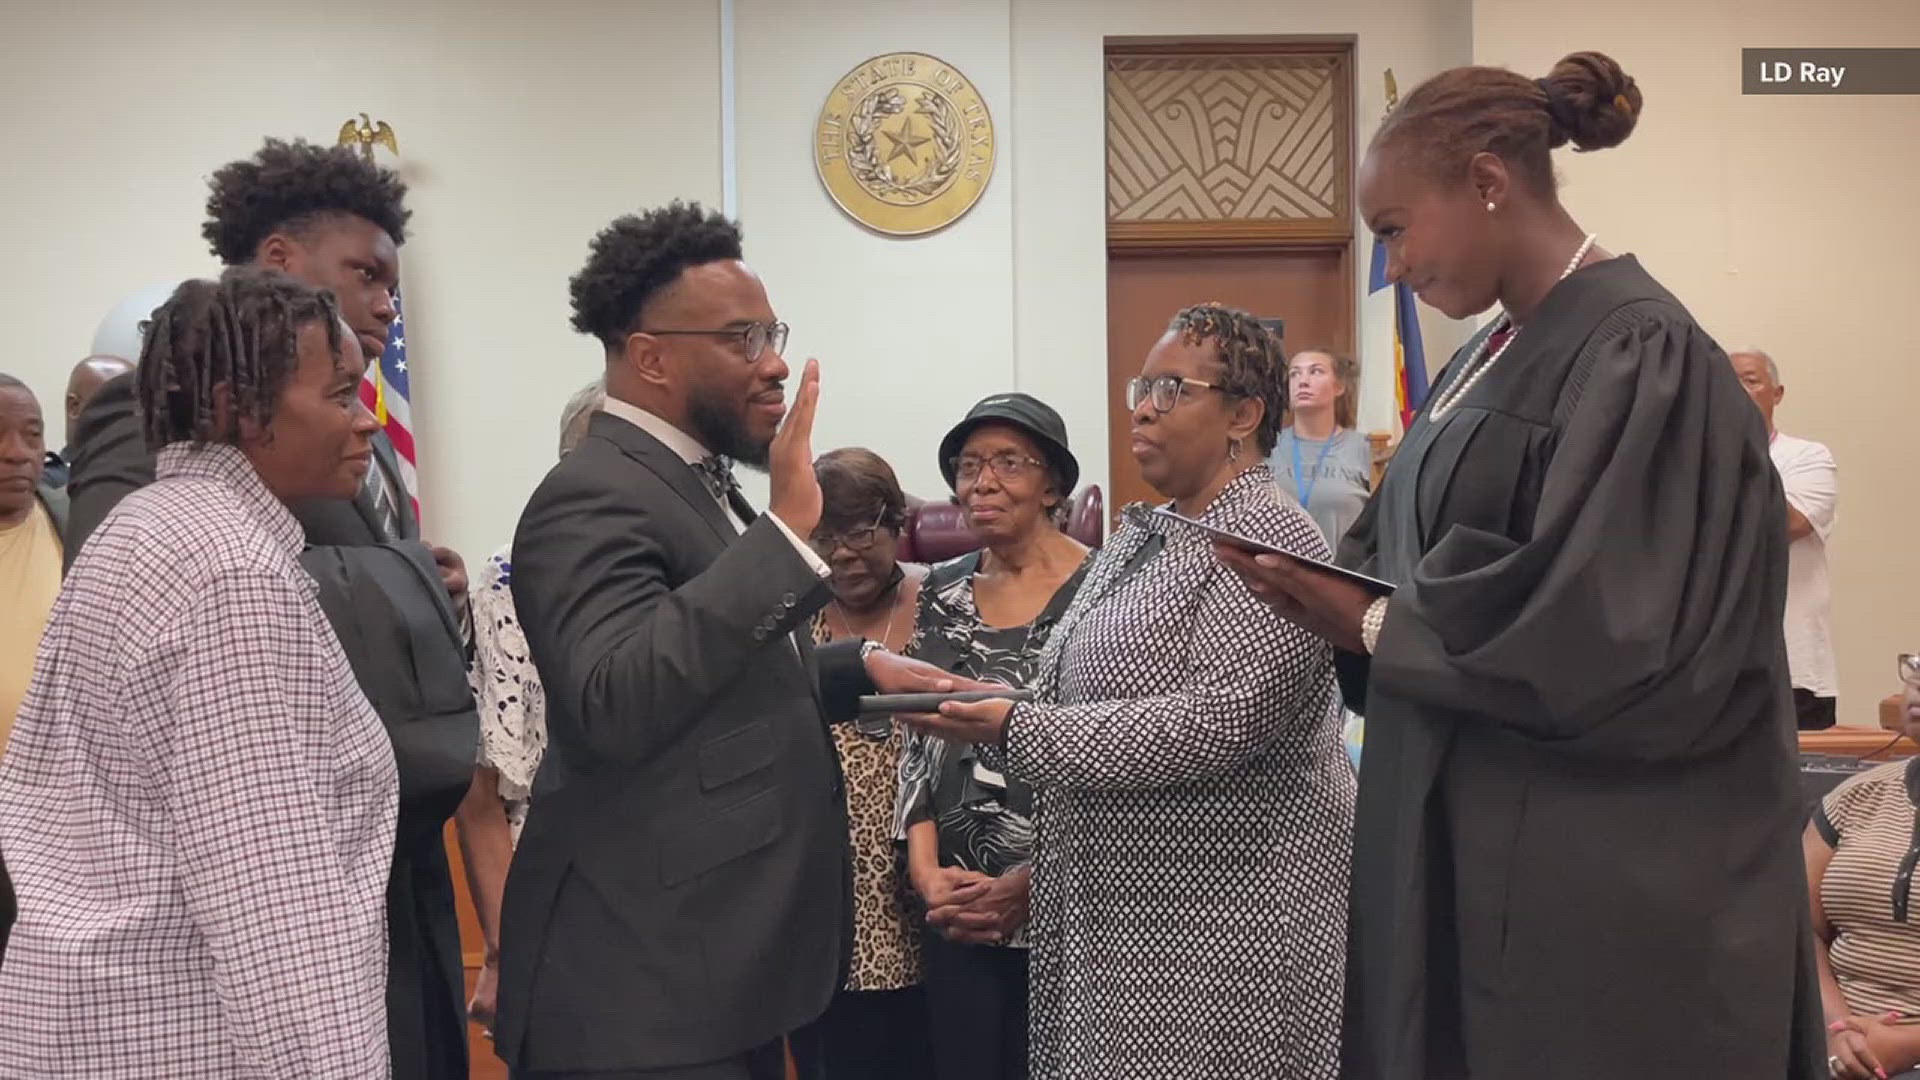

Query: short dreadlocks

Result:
[136,269,344,450]
[1166,304,1288,456]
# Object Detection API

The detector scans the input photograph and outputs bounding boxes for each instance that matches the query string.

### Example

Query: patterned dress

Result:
[983,465,1356,1079]
[894,551,1090,951]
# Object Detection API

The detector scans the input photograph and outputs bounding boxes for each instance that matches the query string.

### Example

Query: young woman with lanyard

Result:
[1270,349,1371,549]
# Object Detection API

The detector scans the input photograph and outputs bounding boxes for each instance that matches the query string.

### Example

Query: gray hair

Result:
[1730,347,1779,385]
[558,378,605,458]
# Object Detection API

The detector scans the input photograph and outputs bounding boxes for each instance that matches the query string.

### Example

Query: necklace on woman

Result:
[840,570,909,740]
[1428,233,1599,420]
[834,566,906,650]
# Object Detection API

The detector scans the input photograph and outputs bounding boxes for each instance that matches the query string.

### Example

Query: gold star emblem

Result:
[815,52,998,235]
[882,118,931,166]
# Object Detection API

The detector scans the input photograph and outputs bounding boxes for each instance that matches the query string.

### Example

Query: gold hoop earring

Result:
[1228,437,1243,464]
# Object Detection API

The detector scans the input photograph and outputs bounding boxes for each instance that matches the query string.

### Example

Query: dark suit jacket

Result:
[64,373,146,567]
[61,371,470,1080]
[497,410,869,1073]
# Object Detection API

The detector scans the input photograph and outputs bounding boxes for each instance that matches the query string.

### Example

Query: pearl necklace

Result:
[1428,233,1599,419]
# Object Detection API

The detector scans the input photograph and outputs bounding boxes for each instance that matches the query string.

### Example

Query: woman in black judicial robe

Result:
[1216,52,1824,1080]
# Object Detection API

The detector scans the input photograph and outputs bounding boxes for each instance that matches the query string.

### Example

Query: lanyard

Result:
[1291,431,1337,511]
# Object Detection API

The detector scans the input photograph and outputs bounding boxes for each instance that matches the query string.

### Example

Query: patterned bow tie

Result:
[693,455,740,501]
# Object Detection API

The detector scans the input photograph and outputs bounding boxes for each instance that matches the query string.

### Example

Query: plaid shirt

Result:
[0,443,398,1078]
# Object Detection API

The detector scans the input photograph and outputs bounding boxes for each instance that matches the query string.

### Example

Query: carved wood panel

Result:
[1106,42,1352,248]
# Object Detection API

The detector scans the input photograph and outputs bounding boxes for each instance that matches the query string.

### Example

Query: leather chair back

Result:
[898,485,1104,565]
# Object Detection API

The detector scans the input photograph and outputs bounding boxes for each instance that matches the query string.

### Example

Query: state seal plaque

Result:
[814,52,996,236]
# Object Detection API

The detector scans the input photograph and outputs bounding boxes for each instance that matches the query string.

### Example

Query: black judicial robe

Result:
[1334,256,1824,1080]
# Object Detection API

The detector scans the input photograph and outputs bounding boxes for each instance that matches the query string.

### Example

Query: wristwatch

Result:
[1360,597,1390,655]
[859,639,888,662]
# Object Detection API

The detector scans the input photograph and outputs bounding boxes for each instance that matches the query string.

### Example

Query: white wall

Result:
[1474,0,1920,721]
[2,0,722,561]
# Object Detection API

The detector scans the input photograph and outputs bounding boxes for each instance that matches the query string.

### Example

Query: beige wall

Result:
[732,0,1017,511]
[1474,0,1920,720]
[2,0,722,560]
[6,0,1471,551]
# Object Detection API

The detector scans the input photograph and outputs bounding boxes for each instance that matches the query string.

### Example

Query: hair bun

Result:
[1541,50,1641,152]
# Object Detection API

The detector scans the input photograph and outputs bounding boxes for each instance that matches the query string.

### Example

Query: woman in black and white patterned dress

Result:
[906,305,1356,1079]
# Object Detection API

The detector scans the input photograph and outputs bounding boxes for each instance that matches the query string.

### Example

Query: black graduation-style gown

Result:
[1335,256,1824,1080]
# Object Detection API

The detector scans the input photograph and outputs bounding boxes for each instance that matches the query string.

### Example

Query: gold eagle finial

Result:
[337,113,398,161]
[1384,70,1400,113]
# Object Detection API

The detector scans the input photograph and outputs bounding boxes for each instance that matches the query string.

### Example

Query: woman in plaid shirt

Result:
[0,270,398,1078]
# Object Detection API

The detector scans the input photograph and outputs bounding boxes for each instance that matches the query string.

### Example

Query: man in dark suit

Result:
[60,138,476,1080]
[499,203,968,1080]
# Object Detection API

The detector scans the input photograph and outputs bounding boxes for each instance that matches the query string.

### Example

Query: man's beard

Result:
[687,382,773,469]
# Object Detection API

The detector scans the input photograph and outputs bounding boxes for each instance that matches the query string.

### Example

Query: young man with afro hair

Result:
[68,137,412,551]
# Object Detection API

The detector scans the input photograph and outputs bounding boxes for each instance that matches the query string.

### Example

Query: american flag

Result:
[359,289,420,515]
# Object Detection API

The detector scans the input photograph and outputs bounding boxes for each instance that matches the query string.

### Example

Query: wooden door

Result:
[1104,247,1350,514]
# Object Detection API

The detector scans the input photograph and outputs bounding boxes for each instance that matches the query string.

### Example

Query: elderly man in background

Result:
[0,374,64,749]
[1731,347,1839,729]
[41,356,134,489]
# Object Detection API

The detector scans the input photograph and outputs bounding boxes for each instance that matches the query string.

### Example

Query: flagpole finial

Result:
[337,113,399,163]
[1384,70,1400,114]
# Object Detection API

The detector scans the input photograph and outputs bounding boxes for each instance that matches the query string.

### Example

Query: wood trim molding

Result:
[1801,725,1917,761]
[1107,219,1351,252]
[1105,36,1358,58]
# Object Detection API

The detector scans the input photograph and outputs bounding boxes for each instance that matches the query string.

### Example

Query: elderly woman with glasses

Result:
[790,447,935,1080]
[1804,654,1920,1080]
[894,394,1090,1080]
[906,308,1356,1079]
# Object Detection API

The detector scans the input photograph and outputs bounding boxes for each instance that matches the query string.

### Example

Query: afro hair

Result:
[568,201,744,349]
[201,138,411,266]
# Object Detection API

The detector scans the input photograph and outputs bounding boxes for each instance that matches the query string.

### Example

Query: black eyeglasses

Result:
[810,513,891,555]
[1126,375,1226,414]
[950,452,1045,484]
[642,320,789,362]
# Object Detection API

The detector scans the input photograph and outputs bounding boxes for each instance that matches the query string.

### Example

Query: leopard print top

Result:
[812,614,924,991]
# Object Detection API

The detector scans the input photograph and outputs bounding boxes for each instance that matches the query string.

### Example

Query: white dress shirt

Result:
[1771,432,1838,698]
[599,398,829,577]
